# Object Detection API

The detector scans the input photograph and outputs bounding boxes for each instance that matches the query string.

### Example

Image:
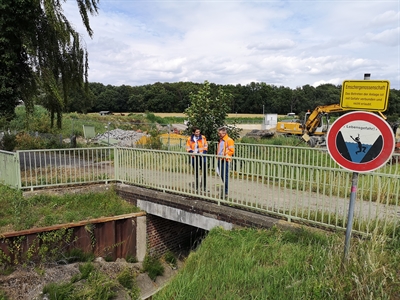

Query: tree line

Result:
[67,81,400,118]
[3,1,399,130]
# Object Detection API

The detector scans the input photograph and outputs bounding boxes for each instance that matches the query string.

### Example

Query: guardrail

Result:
[116,147,400,237]
[18,147,115,190]
[6,145,400,237]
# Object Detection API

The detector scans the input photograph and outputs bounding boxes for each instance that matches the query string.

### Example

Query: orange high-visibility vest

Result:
[217,134,235,161]
[186,135,208,154]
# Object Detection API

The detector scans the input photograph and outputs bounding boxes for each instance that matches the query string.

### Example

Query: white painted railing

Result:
[9,145,400,237]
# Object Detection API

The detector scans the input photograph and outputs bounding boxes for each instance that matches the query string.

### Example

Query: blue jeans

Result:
[218,160,229,195]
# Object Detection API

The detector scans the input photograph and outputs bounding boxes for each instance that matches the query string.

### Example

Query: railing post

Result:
[114,146,119,182]
[15,151,21,189]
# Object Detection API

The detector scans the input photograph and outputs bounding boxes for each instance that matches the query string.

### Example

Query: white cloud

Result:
[64,1,399,89]
[365,27,399,47]
[247,39,296,51]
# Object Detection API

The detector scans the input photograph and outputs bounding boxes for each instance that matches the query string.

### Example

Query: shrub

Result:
[79,262,95,280]
[126,254,138,263]
[164,251,177,268]
[145,112,164,124]
[14,132,45,150]
[142,254,164,281]
[0,133,16,151]
[42,282,74,300]
[117,268,135,290]
[76,270,117,300]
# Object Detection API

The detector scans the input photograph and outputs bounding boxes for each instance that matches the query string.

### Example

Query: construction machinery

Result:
[276,104,348,147]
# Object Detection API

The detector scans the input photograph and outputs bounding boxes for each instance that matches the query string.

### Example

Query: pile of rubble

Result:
[92,128,148,147]
[244,129,275,139]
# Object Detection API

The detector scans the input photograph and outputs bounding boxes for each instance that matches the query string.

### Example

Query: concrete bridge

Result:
[116,183,299,255]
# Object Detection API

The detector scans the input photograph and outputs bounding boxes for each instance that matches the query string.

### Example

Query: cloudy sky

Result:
[64,0,399,90]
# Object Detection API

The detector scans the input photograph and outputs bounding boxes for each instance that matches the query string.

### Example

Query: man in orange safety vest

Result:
[186,126,208,191]
[216,126,235,198]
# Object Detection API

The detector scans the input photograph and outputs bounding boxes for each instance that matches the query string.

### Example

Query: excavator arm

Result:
[301,104,387,147]
[304,104,346,134]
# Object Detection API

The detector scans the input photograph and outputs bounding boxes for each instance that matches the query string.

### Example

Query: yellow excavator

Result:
[276,104,349,147]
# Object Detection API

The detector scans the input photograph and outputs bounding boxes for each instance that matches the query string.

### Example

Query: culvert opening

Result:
[146,214,209,259]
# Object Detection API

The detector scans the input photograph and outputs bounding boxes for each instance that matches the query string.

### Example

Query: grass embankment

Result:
[1,184,399,299]
[0,185,140,233]
[155,227,400,300]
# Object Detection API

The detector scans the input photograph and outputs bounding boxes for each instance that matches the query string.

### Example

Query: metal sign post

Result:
[327,74,394,262]
[344,173,358,260]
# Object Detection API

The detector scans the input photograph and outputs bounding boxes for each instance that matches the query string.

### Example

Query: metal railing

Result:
[18,147,115,190]
[6,145,400,237]
[114,147,400,237]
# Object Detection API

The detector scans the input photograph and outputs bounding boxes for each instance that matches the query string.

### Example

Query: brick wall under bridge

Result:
[116,183,298,257]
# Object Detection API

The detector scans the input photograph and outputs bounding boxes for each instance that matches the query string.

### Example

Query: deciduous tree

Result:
[185,81,241,149]
[0,0,99,128]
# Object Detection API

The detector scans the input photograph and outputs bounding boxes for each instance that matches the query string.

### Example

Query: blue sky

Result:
[64,1,399,89]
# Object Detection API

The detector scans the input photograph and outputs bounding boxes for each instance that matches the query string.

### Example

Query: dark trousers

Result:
[218,160,229,195]
[192,156,207,190]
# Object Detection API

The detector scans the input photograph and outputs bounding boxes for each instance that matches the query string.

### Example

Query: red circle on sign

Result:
[326,111,394,172]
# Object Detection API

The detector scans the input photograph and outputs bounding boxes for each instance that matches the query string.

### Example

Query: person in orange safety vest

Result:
[216,126,235,197]
[186,127,208,191]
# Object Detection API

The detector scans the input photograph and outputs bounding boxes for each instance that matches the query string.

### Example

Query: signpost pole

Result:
[343,172,358,261]
[343,73,369,262]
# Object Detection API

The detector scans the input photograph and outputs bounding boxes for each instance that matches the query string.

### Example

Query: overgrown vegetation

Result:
[154,226,400,300]
[0,290,8,300]
[41,262,140,300]
[0,185,140,233]
[0,106,180,150]
[240,135,306,146]
[164,251,177,269]
[142,254,165,281]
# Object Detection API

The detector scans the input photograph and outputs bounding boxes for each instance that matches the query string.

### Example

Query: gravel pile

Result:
[92,128,148,147]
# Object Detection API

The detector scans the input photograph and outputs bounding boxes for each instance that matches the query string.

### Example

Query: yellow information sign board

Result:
[340,80,390,112]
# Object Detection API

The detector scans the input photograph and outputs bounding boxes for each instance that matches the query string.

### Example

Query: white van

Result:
[287,112,296,117]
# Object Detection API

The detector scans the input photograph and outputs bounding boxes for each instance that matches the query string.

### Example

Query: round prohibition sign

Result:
[326,111,394,173]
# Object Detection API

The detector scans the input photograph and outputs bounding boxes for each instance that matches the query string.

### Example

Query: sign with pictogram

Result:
[340,80,390,112]
[326,111,394,172]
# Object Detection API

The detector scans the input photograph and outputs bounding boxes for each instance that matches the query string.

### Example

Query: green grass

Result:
[40,262,141,300]
[142,254,165,281]
[154,226,400,300]
[227,117,264,124]
[240,135,306,146]
[0,290,9,300]
[0,185,140,233]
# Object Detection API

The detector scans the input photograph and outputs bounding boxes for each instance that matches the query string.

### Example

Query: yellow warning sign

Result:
[340,80,390,112]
